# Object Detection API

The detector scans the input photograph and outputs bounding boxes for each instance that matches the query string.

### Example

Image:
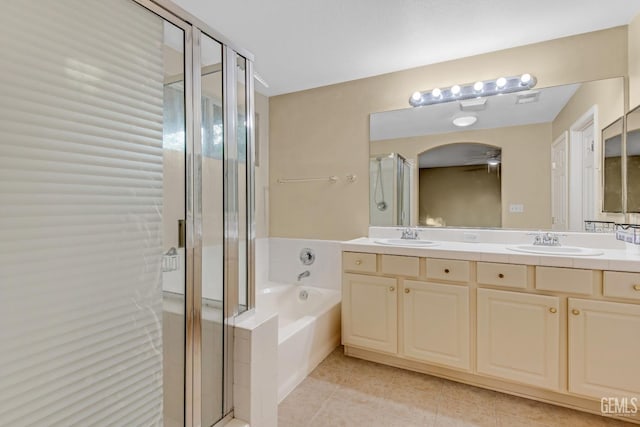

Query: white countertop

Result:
[341,237,640,272]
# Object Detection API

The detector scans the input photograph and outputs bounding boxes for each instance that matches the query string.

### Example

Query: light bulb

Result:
[487,158,500,166]
[451,85,461,95]
[411,91,422,102]
[474,81,484,92]
[496,77,507,89]
[432,88,442,98]
[520,73,532,85]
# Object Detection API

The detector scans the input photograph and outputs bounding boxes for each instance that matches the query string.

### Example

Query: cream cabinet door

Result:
[568,298,640,399]
[402,280,470,370]
[342,274,397,354]
[477,289,560,390]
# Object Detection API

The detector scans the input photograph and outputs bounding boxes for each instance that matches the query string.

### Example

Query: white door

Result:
[477,289,560,390]
[551,132,568,231]
[568,298,640,399]
[342,274,398,353]
[402,281,470,370]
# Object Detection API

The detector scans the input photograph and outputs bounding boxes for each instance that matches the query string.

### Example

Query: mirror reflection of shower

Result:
[369,153,411,226]
[374,157,388,211]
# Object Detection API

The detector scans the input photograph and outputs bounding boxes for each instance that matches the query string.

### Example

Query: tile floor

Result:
[278,346,633,427]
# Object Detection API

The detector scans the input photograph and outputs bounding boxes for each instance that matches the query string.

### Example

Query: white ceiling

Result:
[418,143,501,168]
[172,0,640,96]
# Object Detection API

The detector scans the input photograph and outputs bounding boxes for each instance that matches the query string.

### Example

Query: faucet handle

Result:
[527,232,543,245]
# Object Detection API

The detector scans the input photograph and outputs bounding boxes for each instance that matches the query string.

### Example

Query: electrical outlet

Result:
[463,232,479,243]
[509,203,524,213]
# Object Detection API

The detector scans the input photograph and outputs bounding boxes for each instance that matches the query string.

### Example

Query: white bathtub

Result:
[256,283,341,402]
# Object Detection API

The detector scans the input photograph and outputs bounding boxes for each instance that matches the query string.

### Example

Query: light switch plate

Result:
[509,203,524,213]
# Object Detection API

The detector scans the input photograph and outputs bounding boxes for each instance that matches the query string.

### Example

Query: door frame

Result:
[568,105,598,231]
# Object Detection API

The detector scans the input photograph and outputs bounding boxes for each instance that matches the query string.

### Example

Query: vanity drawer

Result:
[343,252,377,273]
[477,262,528,289]
[426,259,470,283]
[381,255,419,277]
[604,271,640,301]
[535,266,595,295]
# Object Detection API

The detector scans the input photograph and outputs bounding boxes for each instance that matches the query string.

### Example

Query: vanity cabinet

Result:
[402,280,470,370]
[341,248,640,422]
[568,298,640,399]
[477,288,560,390]
[342,273,397,354]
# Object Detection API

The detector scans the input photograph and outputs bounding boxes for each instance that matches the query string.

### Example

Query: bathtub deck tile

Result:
[279,346,630,427]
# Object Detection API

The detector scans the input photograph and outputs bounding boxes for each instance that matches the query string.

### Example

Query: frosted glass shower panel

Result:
[0,0,165,425]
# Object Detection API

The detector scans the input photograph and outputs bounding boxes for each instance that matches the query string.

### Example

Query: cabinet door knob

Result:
[404,288,410,294]
[444,268,450,274]
[389,286,395,292]
[355,260,362,265]
[498,273,504,279]
[572,309,581,315]
[633,284,640,291]
[549,307,557,314]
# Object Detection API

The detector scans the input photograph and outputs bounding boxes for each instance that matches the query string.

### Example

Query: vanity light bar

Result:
[409,74,537,107]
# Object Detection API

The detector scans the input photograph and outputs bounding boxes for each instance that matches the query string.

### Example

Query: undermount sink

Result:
[374,238,439,247]
[508,245,604,256]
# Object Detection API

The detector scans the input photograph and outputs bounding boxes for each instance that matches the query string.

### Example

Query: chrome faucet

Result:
[297,270,310,281]
[400,227,419,240]
[529,231,562,246]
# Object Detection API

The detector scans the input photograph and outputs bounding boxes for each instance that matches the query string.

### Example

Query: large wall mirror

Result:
[626,106,640,213]
[602,118,624,213]
[369,77,625,231]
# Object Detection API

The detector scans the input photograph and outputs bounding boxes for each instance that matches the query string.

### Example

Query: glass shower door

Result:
[0,2,253,426]
[0,1,187,425]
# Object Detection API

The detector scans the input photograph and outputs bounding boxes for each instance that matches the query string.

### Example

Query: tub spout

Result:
[297,270,310,282]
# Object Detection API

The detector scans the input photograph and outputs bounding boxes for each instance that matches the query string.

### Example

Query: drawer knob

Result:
[498,273,504,279]
[389,286,395,292]
[549,307,557,314]
[633,284,640,291]
[444,268,450,274]
[405,288,410,294]
[355,260,362,265]
[572,309,581,315]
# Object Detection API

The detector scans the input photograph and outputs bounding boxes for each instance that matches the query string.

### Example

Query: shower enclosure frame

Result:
[132,1,256,426]
[370,153,411,226]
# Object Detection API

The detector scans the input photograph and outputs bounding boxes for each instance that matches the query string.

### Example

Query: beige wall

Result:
[419,166,501,228]
[552,78,624,141]
[604,156,623,212]
[270,26,628,240]
[629,156,640,212]
[372,124,553,229]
